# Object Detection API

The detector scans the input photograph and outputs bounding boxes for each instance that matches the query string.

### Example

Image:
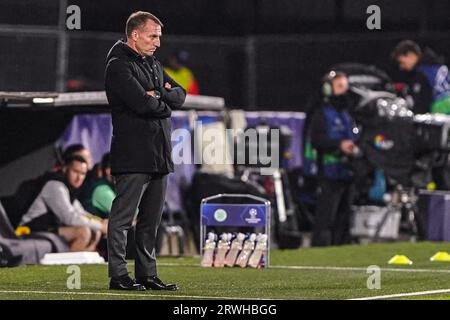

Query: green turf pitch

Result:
[1,241,450,300]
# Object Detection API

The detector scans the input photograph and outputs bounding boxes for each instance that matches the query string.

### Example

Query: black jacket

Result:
[404,48,443,114]
[404,69,432,114]
[105,40,186,174]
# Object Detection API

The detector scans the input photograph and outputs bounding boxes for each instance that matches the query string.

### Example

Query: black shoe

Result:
[136,276,178,291]
[109,274,146,291]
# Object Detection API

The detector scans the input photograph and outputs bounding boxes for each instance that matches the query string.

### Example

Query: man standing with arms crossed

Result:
[105,11,186,291]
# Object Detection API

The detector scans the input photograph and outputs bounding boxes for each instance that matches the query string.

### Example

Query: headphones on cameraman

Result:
[322,70,337,98]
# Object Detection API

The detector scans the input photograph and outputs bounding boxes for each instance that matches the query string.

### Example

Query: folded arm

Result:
[106,59,172,118]
[160,69,187,110]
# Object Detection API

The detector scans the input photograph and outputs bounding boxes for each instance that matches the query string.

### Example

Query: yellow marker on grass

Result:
[388,255,413,265]
[430,252,450,262]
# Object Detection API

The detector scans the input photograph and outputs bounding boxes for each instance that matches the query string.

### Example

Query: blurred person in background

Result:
[309,71,357,247]
[78,152,115,259]
[391,40,450,114]
[105,11,186,291]
[65,76,96,92]
[164,50,199,95]
[55,144,94,172]
[80,153,115,219]
[18,155,108,252]
[59,144,103,202]
[62,144,94,170]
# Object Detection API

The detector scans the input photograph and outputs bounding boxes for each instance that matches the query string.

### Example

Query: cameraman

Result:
[309,71,356,246]
[391,40,450,114]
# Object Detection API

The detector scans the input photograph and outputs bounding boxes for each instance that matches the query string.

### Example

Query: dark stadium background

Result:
[1,0,449,110]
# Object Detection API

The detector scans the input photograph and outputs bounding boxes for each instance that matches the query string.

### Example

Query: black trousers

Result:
[108,173,167,278]
[312,179,354,247]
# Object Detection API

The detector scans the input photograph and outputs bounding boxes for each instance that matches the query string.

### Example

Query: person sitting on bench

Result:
[18,155,108,252]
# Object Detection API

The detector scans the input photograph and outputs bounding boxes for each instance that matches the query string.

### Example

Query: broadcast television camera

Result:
[332,63,450,191]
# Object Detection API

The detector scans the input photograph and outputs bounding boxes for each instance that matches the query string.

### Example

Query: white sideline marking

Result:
[0,290,273,300]
[350,288,450,300]
[271,265,450,274]
[159,262,450,274]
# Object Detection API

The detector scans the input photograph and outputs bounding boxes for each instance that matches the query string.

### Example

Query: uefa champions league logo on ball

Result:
[245,208,261,224]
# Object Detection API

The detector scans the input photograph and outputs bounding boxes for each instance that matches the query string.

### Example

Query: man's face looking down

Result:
[130,19,162,57]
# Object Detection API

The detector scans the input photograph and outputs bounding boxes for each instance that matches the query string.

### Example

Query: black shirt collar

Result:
[120,39,154,64]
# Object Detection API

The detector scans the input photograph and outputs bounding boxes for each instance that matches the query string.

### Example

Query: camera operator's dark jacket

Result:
[405,48,450,114]
[406,68,433,115]
[307,101,355,181]
[105,40,186,175]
